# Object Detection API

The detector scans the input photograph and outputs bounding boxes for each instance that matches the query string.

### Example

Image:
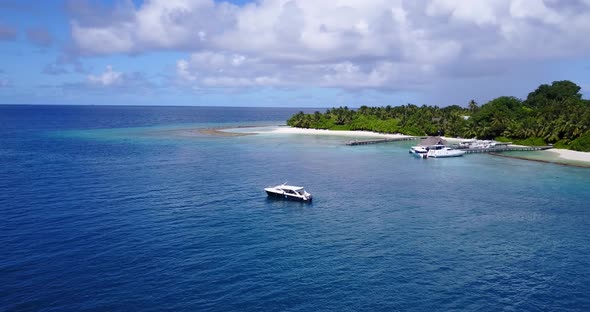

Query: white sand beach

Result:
[265,127,413,139]
[219,126,590,165]
[220,126,414,139]
[549,149,590,163]
[442,137,590,164]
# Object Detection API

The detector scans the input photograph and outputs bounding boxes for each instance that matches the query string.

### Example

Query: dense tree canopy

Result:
[287,80,590,151]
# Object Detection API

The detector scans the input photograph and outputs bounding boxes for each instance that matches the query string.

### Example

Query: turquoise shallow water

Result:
[2,105,590,311]
[498,150,590,168]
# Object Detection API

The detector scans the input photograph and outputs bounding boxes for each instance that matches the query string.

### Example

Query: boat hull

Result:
[266,190,312,202]
[428,151,465,158]
[409,146,429,159]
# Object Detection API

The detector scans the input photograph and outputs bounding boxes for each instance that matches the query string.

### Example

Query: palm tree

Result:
[544,127,561,143]
[463,121,478,138]
[468,99,479,113]
[478,124,492,139]
[313,111,322,122]
[572,120,587,138]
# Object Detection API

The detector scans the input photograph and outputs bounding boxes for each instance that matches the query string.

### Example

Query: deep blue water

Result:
[2,105,590,311]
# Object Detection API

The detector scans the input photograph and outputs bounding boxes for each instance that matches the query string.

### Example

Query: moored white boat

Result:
[265,184,312,201]
[459,139,499,149]
[426,144,466,158]
[409,146,428,159]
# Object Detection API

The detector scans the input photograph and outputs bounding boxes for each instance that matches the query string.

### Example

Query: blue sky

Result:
[1,0,589,107]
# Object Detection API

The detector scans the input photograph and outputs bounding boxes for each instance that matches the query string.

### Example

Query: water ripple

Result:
[2,106,590,311]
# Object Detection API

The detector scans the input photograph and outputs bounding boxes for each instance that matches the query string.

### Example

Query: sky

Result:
[1,0,590,107]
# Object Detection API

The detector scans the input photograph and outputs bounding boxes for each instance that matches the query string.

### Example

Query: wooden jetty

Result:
[346,137,552,154]
[460,146,552,154]
[346,136,423,146]
[345,135,553,154]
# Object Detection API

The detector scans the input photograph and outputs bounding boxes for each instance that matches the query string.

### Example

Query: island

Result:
[287,80,590,152]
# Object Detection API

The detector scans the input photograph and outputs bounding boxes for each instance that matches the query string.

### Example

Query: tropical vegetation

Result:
[287,80,590,151]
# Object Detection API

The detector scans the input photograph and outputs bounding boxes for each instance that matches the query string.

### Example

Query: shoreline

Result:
[198,128,253,137]
[199,125,261,137]
[211,126,590,166]
[489,152,590,168]
[223,125,415,139]
[441,136,590,164]
[548,149,590,162]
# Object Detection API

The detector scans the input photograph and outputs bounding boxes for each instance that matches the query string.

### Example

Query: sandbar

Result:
[199,128,254,137]
[549,149,590,163]
[240,126,414,139]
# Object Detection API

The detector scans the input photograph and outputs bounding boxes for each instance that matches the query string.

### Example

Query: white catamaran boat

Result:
[265,184,312,202]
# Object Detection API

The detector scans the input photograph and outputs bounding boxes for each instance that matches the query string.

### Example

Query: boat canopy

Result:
[277,185,304,191]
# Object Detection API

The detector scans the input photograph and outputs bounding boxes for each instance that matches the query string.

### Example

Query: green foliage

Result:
[496,136,546,146]
[495,136,547,146]
[568,131,590,152]
[349,115,400,133]
[553,140,570,149]
[286,80,590,150]
[399,126,425,136]
[286,105,467,135]
[511,137,547,146]
[525,80,582,109]
[494,136,512,143]
[472,96,523,139]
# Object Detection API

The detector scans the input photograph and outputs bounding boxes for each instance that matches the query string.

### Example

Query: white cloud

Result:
[87,65,123,86]
[70,0,236,54]
[69,0,590,91]
[72,22,135,55]
[509,0,563,24]
[62,65,156,96]
[176,59,197,81]
[175,50,436,90]
[176,51,285,87]
[426,0,509,25]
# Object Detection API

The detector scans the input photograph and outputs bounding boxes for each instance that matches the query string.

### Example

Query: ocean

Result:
[1,105,590,311]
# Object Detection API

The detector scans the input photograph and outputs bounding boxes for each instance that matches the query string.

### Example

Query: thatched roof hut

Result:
[419,136,447,146]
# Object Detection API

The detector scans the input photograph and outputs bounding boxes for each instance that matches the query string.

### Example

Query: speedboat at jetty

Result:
[459,139,499,149]
[409,146,428,159]
[426,144,466,158]
[265,184,312,202]
[409,144,465,158]
[409,136,465,159]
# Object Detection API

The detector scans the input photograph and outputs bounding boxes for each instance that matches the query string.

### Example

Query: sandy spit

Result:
[251,126,415,139]
[549,149,590,162]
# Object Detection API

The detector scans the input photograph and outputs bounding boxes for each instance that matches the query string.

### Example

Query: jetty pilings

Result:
[460,146,552,153]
